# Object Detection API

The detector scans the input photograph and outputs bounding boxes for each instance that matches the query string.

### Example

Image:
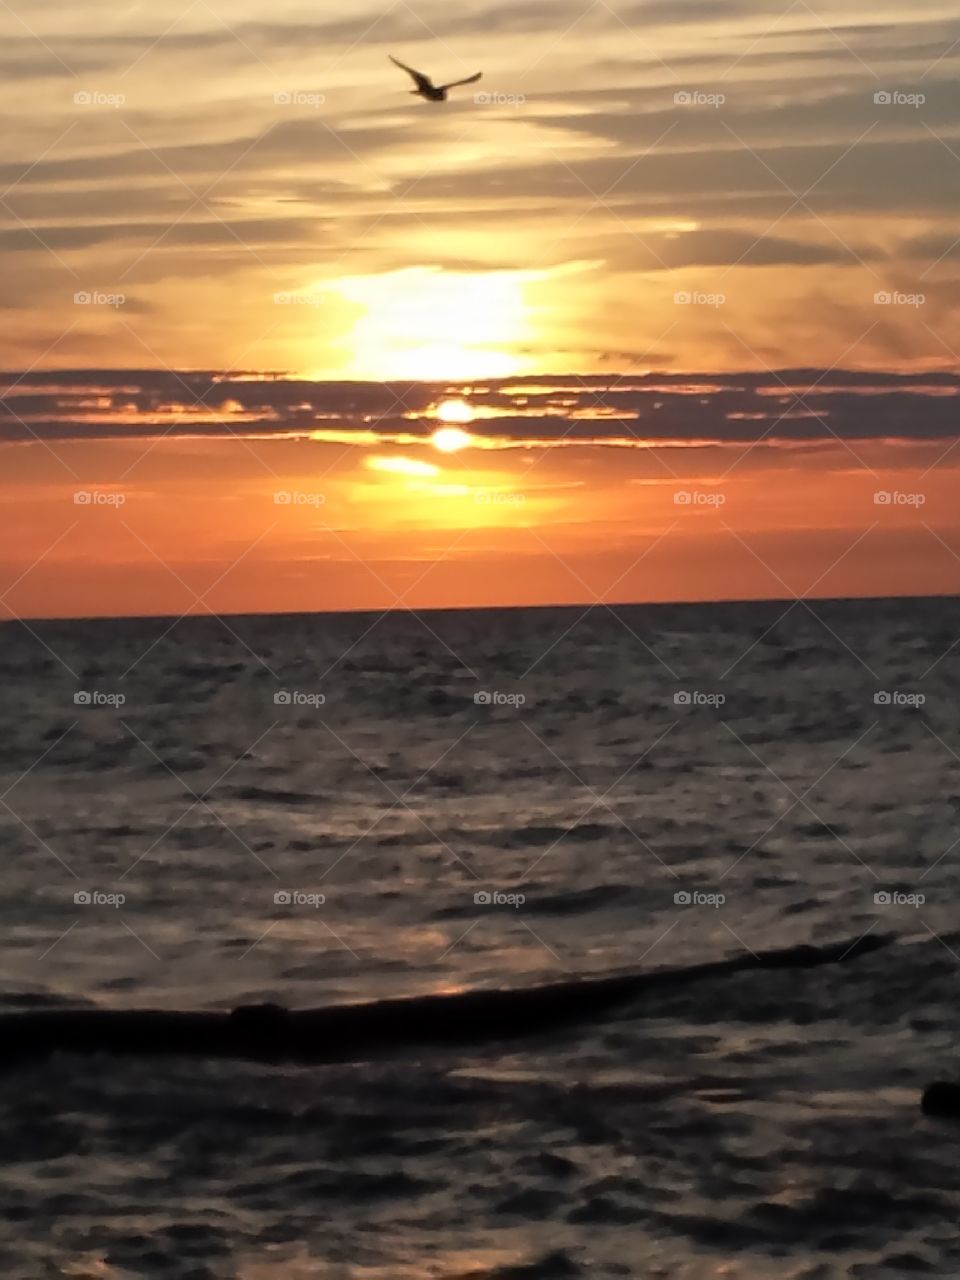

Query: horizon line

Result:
[4,588,957,628]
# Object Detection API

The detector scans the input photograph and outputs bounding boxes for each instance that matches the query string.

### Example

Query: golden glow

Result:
[329,267,531,380]
[434,398,475,424]
[366,455,439,477]
[417,482,472,498]
[431,426,473,453]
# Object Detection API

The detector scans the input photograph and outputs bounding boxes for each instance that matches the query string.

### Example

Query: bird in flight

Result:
[389,55,482,102]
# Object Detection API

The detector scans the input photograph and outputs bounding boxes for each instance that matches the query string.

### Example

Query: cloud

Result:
[615,228,879,269]
[2,368,959,448]
[1,0,959,374]
[0,217,319,253]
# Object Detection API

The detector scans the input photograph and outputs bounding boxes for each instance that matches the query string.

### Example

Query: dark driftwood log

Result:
[0,932,891,1067]
[921,1081,960,1118]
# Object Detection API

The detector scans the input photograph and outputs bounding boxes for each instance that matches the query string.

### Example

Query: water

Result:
[1,597,959,1278]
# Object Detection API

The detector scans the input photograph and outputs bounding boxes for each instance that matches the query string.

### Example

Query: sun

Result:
[431,426,473,453]
[328,267,530,380]
[435,397,475,425]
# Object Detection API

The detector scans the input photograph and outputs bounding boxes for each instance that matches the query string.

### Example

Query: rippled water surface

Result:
[1,598,959,1278]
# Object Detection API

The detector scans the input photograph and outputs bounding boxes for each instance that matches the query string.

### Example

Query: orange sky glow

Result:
[1,0,959,617]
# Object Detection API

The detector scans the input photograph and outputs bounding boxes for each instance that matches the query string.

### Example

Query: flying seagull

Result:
[389,54,482,102]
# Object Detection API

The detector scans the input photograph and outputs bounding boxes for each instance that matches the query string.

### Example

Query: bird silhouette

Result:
[389,55,482,102]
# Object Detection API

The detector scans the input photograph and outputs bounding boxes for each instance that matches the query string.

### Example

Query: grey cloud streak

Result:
[1,369,958,447]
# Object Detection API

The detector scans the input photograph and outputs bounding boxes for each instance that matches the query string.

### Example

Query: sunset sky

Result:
[2,0,959,617]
